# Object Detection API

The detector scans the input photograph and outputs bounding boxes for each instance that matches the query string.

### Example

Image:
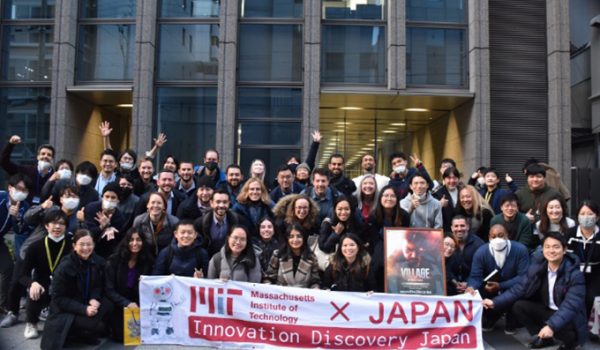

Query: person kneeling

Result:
[482,232,587,350]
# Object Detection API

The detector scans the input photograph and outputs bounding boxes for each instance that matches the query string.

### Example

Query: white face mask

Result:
[578,215,597,229]
[47,233,65,243]
[62,197,80,211]
[102,199,118,211]
[57,169,72,179]
[490,237,507,251]
[120,162,134,171]
[37,160,52,172]
[9,189,28,202]
[477,177,486,186]
[76,174,92,186]
[394,165,406,174]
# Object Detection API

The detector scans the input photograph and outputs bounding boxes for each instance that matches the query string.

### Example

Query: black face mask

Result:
[205,161,218,171]
[120,187,133,199]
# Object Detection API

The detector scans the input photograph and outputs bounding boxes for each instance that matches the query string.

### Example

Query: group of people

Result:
[0,123,597,350]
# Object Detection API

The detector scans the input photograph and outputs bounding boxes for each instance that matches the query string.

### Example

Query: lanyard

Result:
[44,237,66,273]
[484,191,492,203]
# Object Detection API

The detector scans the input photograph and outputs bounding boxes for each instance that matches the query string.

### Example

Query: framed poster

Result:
[384,227,446,295]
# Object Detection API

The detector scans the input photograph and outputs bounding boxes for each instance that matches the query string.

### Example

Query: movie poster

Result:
[384,228,446,295]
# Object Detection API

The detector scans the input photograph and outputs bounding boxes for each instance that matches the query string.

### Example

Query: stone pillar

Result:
[131,0,158,154]
[302,0,321,159]
[216,0,239,167]
[590,15,600,166]
[546,0,572,189]
[388,0,406,90]
[49,0,78,158]
[465,0,491,172]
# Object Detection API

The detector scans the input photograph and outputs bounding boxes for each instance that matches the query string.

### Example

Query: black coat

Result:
[322,255,376,292]
[176,195,211,221]
[83,201,127,259]
[104,252,153,308]
[41,252,111,350]
[134,189,186,218]
[194,210,239,257]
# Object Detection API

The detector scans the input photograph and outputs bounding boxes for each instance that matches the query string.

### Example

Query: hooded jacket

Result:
[400,193,443,229]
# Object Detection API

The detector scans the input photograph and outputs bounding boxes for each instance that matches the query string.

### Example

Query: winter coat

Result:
[493,252,587,346]
[263,249,320,288]
[152,239,209,277]
[322,254,376,292]
[467,241,529,291]
[455,206,494,242]
[432,185,462,233]
[105,252,153,308]
[389,164,434,199]
[269,182,305,203]
[490,213,536,249]
[132,212,179,256]
[454,233,485,282]
[194,209,239,257]
[254,237,279,273]
[83,201,127,258]
[478,182,518,215]
[233,200,274,240]
[207,246,262,283]
[515,184,563,216]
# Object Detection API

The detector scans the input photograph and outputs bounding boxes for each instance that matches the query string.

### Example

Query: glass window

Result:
[239,148,301,181]
[79,0,136,18]
[160,0,220,18]
[155,87,217,163]
[321,25,385,84]
[157,24,219,81]
[1,25,53,81]
[322,0,384,20]
[2,0,55,19]
[238,24,302,82]
[406,28,467,86]
[0,87,50,162]
[238,121,302,146]
[241,0,303,18]
[76,24,136,81]
[406,0,466,23]
[238,88,302,119]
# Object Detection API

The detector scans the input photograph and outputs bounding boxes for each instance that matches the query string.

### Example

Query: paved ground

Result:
[1,312,599,349]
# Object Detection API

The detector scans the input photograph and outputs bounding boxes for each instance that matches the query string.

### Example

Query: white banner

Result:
[140,275,483,349]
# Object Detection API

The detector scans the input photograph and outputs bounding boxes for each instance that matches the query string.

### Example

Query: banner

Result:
[140,275,483,349]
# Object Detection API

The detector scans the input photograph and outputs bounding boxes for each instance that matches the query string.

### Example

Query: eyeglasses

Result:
[229,236,247,243]
[76,242,94,248]
[443,243,456,249]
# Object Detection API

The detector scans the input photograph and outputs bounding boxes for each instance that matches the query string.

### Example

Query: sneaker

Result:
[504,323,516,335]
[0,312,17,328]
[481,318,496,332]
[38,307,48,321]
[24,323,39,339]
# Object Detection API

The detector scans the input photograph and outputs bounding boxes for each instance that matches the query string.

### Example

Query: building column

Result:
[546,0,572,189]
[465,0,491,172]
[302,0,321,160]
[388,0,406,90]
[49,0,78,158]
[589,15,600,166]
[131,0,158,154]
[216,0,239,167]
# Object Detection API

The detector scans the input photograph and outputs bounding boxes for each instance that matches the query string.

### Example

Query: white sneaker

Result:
[24,322,39,339]
[0,312,17,328]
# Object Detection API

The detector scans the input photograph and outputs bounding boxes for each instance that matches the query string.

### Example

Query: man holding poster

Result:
[385,228,445,295]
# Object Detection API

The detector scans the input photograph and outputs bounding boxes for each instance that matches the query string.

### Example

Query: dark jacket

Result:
[19,235,72,290]
[467,241,529,291]
[0,142,53,203]
[432,186,461,233]
[233,200,274,240]
[322,255,376,292]
[330,175,357,198]
[455,233,485,282]
[104,251,153,308]
[83,201,127,258]
[492,252,587,346]
[0,191,33,254]
[490,212,536,249]
[515,184,563,215]
[134,189,187,218]
[269,182,305,203]
[194,209,239,257]
[254,237,279,273]
[263,249,321,288]
[41,252,111,350]
[478,182,518,214]
[132,212,179,256]
[388,163,434,199]
[153,239,209,277]
[566,225,600,313]
[455,206,494,242]
[176,194,211,221]
[41,178,99,208]
[318,215,363,253]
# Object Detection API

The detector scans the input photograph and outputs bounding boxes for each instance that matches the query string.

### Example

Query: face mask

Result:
[205,161,218,171]
[37,160,52,172]
[120,162,134,171]
[120,187,132,199]
[47,233,65,243]
[394,165,406,174]
[57,169,72,179]
[477,177,486,186]
[578,215,597,229]
[9,189,28,202]
[490,237,507,251]
[102,199,118,210]
[62,197,80,211]
[76,174,92,186]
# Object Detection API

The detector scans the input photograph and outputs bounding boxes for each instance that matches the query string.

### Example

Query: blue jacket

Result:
[153,239,209,277]
[493,252,587,346]
[388,164,434,199]
[269,182,305,203]
[0,191,32,253]
[455,233,485,281]
[478,182,518,214]
[467,240,529,291]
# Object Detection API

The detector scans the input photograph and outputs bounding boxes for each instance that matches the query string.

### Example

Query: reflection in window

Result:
[1,26,53,81]
[155,87,217,163]
[160,0,220,18]
[158,24,219,81]
[321,25,385,84]
[77,24,135,81]
[238,121,301,146]
[406,28,467,86]
[322,0,384,20]
[2,0,55,19]
[238,88,302,119]
[0,88,50,162]
[79,0,136,18]
[238,24,302,82]
[241,0,303,18]
[406,0,466,23]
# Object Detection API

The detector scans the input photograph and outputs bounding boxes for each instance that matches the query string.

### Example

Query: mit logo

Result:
[190,286,242,316]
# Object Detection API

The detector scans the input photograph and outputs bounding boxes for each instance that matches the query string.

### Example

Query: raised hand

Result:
[311,130,322,143]
[154,133,167,148]
[410,153,422,166]
[99,121,113,137]
[9,135,22,145]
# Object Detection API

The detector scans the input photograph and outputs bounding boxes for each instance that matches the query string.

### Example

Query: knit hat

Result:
[296,162,311,174]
